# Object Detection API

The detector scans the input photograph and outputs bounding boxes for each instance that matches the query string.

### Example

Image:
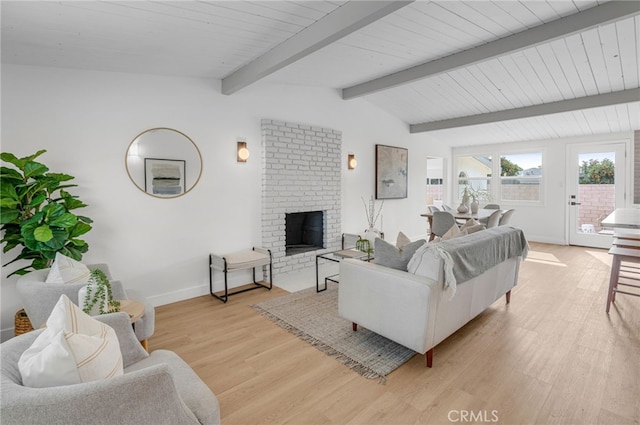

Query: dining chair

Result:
[441,204,466,225]
[431,211,457,239]
[483,204,500,209]
[499,209,515,226]
[486,209,502,228]
[428,205,440,213]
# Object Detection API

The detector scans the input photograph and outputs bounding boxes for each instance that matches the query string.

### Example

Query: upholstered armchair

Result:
[0,312,220,425]
[16,264,154,344]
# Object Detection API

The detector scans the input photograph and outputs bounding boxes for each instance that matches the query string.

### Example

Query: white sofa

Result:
[338,226,528,367]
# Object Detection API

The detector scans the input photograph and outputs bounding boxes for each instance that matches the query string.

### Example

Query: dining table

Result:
[421,208,503,241]
[600,208,640,230]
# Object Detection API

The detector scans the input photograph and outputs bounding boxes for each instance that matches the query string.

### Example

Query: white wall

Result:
[0,64,441,339]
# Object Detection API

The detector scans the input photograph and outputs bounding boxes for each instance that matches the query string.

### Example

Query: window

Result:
[456,155,492,201]
[500,153,542,202]
[454,150,544,205]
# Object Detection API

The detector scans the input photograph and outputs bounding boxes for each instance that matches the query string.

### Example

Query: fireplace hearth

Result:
[285,211,324,256]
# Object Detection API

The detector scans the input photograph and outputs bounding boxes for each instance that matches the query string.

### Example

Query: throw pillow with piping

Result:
[373,237,426,271]
[18,294,123,388]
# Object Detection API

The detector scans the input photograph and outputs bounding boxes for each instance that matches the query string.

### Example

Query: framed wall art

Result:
[375,144,408,199]
[144,158,186,197]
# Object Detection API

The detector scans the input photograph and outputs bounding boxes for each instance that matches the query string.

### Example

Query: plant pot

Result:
[78,284,107,316]
[361,227,381,248]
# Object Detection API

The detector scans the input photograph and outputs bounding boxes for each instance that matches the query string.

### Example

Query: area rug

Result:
[252,283,416,381]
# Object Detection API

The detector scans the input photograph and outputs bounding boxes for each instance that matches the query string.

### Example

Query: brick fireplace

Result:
[261,119,342,274]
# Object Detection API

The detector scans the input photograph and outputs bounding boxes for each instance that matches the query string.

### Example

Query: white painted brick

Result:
[262,120,342,273]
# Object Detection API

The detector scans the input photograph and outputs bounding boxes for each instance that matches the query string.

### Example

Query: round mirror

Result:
[125,128,202,198]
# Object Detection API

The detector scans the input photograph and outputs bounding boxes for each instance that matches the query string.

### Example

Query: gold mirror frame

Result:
[125,128,203,198]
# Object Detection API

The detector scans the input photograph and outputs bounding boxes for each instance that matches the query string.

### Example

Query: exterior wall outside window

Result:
[578,184,615,232]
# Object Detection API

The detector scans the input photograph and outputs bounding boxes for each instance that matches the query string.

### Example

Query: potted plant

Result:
[80,269,121,315]
[0,150,93,277]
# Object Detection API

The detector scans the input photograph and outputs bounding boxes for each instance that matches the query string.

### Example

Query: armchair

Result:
[0,312,220,425]
[16,264,154,344]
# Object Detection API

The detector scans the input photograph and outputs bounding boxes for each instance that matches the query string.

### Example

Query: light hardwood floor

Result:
[151,242,640,425]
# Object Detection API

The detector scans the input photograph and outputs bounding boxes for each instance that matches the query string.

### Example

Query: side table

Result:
[119,299,148,351]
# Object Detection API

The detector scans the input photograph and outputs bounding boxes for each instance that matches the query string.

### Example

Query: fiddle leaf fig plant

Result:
[1,150,93,277]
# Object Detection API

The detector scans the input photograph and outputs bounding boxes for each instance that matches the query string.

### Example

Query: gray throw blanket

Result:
[430,226,529,299]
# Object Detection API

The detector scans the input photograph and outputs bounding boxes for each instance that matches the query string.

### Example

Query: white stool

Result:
[606,245,640,313]
[209,247,272,303]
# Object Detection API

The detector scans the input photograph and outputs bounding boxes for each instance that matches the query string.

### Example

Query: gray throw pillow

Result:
[373,238,426,270]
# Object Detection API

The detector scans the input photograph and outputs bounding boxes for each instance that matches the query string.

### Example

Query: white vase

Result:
[361,227,381,247]
[470,198,479,214]
[457,203,468,213]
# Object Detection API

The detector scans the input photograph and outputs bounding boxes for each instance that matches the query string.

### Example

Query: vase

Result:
[361,227,381,247]
[470,198,479,214]
[458,187,470,213]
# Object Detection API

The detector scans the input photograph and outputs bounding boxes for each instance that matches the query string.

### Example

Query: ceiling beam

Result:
[343,1,640,100]
[409,88,640,133]
[221,0,413,95]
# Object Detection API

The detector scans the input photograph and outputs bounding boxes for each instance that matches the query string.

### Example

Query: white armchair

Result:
[0,312,220,425]
[16,264,154,344]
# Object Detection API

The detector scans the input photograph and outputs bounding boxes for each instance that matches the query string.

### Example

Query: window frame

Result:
[498,151,544,204]
[453,148,545,206]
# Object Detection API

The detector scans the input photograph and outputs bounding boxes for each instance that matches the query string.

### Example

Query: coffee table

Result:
[315,249,371,292]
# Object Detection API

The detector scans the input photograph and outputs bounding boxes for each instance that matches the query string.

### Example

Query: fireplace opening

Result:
[285,211,324,256]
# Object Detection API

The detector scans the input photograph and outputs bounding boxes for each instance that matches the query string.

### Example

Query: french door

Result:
[567,142,627,248]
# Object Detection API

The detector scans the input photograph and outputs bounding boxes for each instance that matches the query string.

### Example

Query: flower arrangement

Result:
[465,183,492,202]
[362,195,384,230]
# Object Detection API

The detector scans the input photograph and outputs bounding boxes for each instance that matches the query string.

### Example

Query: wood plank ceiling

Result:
[2,0,639,146]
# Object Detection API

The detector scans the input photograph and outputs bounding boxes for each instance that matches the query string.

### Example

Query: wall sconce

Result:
[347,153,357,170]
[237,140,249,163]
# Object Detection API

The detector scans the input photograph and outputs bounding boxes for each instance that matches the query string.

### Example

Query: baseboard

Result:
[1,328,16,343]
[146,284,210,307]
[524,234,566,245]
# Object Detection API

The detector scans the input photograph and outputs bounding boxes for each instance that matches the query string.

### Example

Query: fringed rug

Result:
[252,283,416,381]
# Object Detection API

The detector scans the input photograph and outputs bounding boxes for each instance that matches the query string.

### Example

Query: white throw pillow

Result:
[460,219,485,234]
[464,224,485,234]
[395,231,411,249]
[459,219,479,231]
[18,294,123,388]
[46,252,90,284]
[442,224,465,240]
